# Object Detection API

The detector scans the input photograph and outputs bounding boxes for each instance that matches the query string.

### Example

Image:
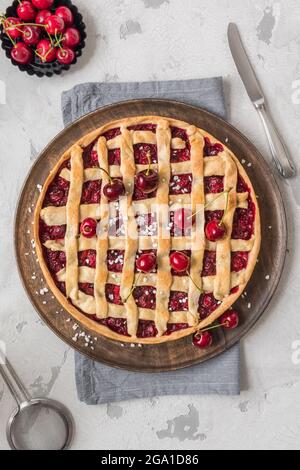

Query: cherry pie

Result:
[34,116,261,344]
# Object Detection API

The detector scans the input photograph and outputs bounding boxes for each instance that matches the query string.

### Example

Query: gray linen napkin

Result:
[61,78,240,404]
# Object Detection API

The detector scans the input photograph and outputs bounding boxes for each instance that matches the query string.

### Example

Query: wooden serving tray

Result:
[14,100,287,372]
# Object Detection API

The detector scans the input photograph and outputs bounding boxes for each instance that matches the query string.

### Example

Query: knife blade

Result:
[227,22,296,178]
[228,23,264,106]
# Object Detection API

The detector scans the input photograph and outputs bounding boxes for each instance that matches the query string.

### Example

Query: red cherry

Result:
[193,331,213,349]
[3,17,22,40]
[36,38,56,62]
[136,169,159,194]
[56,46,75,65]
[205,220,227,242]
[17,1,36,21]
[220,310,239,329]
[136,253,156,273]
[170,251,190,273]
[22,25,40,45]
[55,6,74,26]
[80,218,97,238]
[173,208,193,231]
[45,15,65,35]
[11,42,33,64]
[103,179,125,202]
[35,9,51,25]
[32,0,54,9]
[62,27,81,48]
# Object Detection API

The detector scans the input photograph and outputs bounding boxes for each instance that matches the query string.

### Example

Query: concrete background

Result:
[0,0,300,450]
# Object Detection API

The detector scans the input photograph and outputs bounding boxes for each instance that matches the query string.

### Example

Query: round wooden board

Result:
[15,99,287,372]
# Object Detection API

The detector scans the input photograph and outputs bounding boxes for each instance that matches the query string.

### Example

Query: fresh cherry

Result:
[55,6,74,26]
[17,1,36,21]
[35,9,51,25]
[205,220,227,242]
[11,42,33,64]
[170,251,190,273]
[36,38,56,62]
[193,331,213,349]
[45,15,65,35]
[220,310,239,329]
[62,27,81,48]
[173,208,193,231]
[136,253,156,273]
[32,0,54,9]
[103,179,125,202]
[80,218,97,238]
[56,46,75,65]
[3,17,22,39]
[136,169,159,194]
[22,25,40,45]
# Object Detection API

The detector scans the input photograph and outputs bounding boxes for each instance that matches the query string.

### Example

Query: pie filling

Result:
[38,124,257,339]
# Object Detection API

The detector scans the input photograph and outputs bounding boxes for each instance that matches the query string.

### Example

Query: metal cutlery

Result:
[228,22,296,178]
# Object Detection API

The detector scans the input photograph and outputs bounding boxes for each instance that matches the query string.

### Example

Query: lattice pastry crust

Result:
[34,116,261,344]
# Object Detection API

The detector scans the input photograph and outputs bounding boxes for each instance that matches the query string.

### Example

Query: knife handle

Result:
[256,103,296,178]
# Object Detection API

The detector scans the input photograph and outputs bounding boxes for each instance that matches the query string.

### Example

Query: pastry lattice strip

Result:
[59,156,231,182]
[44,236,255,253]
[39,192,248,227]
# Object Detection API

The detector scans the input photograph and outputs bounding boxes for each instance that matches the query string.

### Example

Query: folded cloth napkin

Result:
[61,78,240,405]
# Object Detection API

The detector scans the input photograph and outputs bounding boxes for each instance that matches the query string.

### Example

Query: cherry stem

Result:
[5,22,24,34]
[11,22,46,28]
[35,42,54,62]
[46,28,54,46]
[99,167,113,184]
[123,272,142,304]
[187,188,232,221]
[219,189,230,226]
[5,29,16,46]
[54,32,64,50]
[196,322,228,335]
[146,151,152,176]
[186,271,202,293]
[0,13,6,24]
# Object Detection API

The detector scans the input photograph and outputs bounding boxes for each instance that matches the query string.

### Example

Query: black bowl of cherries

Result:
[0,0,86,77]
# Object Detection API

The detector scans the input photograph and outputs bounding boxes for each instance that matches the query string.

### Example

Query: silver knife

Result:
[228,23,296,178]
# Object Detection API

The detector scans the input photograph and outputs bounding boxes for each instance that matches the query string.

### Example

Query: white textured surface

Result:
[0,0,300,450]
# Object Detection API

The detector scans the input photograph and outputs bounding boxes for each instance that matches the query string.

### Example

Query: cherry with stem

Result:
[99,166,114,184]
[170,251,202,293]
[136,150,159,194]
[99,167,125,201]
[123,253,157,304]
[0,16,21,44]
[1,15,53,43]
[35,48,51,62]
[193,310,240,348]
[205,188,232,242]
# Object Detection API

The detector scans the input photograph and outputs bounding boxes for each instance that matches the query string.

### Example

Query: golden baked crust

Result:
[34,116,261,344]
